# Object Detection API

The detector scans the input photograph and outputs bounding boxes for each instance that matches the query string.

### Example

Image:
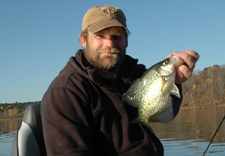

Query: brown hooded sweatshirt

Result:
[41,49,182,156]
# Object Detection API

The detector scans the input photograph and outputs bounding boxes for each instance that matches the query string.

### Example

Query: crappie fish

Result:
[122,55,183,128]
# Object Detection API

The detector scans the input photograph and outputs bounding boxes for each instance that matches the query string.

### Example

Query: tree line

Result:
[0,101,41,119]
[182,65,225,107]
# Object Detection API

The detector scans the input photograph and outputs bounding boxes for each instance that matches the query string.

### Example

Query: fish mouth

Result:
[170,54,184,66]
[157,65,174,77]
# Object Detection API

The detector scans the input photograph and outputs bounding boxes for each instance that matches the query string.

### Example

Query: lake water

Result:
[0,118,21,156]
[0,107,225,156]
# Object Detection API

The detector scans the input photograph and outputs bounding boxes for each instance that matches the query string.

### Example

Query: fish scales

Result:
[122,55,183,128]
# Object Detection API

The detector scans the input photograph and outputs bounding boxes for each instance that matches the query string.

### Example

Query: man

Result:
[41,5,199,156]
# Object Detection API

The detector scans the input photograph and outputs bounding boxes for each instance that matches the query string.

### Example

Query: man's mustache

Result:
[99,48,120,53]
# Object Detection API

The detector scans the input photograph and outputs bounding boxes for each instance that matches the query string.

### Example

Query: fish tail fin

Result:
[122,79,140,107]
[130,118,140,124]
[131,117,155,133]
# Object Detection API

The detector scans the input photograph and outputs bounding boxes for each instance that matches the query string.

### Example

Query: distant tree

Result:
[181,64,225,107]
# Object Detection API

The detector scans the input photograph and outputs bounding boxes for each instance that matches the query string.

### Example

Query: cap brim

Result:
[88,19,130,34]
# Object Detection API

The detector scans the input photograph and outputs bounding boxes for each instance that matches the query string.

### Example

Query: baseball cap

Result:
[82,5,130,34]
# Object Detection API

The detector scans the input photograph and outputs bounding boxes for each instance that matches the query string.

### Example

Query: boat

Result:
[10,103,46,156]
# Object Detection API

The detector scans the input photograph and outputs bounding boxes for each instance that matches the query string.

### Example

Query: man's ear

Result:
[80,32,86,48]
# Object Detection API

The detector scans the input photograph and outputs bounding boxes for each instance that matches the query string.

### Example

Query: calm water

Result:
[0,118,21,156]
[0,107,225,156]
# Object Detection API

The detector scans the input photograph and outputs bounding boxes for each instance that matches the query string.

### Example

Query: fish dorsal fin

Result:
[171,84,181,98]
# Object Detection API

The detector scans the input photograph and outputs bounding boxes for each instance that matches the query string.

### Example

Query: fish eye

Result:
[163,60,169,65]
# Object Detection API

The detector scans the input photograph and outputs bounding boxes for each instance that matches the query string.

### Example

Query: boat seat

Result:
[10,103,46,156]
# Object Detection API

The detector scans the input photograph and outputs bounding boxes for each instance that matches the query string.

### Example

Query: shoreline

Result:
[1,105,225,120]
[181,104,225,110]
[0,117,23,121]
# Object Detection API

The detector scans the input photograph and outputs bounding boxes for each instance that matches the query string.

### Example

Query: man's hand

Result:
[166,50,200,84]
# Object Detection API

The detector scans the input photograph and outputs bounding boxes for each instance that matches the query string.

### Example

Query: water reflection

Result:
[151,106,225,155]
[0,119,22,156]
[0,107,225,155]
[0,119,22,136]
[151,106,225,143]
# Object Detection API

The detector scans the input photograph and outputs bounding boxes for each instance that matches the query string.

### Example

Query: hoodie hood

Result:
[62,49,144,93]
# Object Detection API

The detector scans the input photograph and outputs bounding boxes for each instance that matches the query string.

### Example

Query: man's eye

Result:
[113,35,122,40]
[95,34,103,38]
[96,35,101,38]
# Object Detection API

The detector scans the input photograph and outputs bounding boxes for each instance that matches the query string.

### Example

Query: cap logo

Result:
[101,6,117,15]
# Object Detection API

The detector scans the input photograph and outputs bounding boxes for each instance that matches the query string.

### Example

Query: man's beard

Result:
[84,43,126,71]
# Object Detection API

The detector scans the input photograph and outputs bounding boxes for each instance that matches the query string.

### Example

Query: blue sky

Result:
[1,0,225,103]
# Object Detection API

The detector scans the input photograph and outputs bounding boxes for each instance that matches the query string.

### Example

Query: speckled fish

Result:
[122,55,183,128]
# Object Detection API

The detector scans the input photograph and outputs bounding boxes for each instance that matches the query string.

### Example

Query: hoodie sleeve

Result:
[41,87,94,156]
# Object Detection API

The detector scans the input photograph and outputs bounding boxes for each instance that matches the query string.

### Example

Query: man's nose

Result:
[105,38,116,47]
